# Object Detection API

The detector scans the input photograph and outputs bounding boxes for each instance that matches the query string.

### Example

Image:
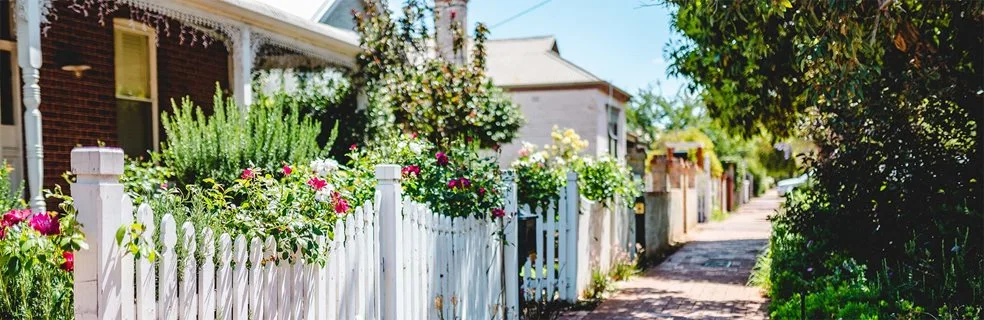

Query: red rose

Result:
[61,251,74,272]
[2,209,31,226]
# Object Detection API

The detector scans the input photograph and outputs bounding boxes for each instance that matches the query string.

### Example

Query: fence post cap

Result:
[375,164,401,181]
[566,170,578,180]
[71,147,124,176]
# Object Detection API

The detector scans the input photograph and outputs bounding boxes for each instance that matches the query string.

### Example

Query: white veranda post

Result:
[232,26,253,110]
[16,0,45,212]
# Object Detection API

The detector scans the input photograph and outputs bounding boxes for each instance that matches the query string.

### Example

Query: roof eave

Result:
[499,81,632,103]
[174,0,362,67]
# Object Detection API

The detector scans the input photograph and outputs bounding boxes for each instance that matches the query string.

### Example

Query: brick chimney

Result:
[434,0,468,65]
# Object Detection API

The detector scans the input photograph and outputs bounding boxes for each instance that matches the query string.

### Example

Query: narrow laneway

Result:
[565,191,780,319]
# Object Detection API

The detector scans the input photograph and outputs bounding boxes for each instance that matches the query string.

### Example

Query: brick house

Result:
[5,0,360,212]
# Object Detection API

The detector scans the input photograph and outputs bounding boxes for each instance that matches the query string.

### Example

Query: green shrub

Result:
[161,86,330,186]
[511,127,639,210]
[583,268,612,301]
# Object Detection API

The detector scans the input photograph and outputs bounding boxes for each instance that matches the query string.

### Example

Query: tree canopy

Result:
[663,0,982,312]
[353,0,524,149]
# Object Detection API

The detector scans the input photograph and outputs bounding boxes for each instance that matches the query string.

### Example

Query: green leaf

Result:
[115,227,127,245]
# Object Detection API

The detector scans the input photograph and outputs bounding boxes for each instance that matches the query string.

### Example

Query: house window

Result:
[607,105,619,157]
[113,18,158,158]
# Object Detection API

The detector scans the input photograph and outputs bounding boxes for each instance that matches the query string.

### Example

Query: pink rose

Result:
[61,251,74,272]
[478,187,487,198]
[307,177,328,191]
[282,165,293,176]
[29,212,60,236]
[332,192,350,214]
[447,179,458,189]
[0,226,5,240]
[491,208,505,218]
[241,168,255,180]
[349,144,358,151]
[402,165,421,177]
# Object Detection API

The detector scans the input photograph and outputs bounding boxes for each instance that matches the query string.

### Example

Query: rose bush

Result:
[0,165,85,319]
[345,134,507,219]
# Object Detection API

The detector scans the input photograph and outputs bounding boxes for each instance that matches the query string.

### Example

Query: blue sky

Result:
[463,0,688,99]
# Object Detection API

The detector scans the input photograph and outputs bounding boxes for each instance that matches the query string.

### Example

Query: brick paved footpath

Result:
[563,191,781,320]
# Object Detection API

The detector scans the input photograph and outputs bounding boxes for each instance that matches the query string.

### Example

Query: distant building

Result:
[486,36,631,165]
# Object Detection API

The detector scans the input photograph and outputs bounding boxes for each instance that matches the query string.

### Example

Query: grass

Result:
[710,208,730,222]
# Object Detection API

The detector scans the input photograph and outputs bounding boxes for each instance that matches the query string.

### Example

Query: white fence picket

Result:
[233,235,248,320]
[159,215,178,320]
[262,237,277,320]
[179,222,198,319]
[248,237,263,318]
[216,234,232,319]
[135,204,156,319]
[199,228,216,320]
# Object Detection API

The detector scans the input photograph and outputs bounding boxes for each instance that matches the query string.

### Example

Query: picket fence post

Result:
[375,164,402,320]
[565,170,581,301]
[502,171,520,319]
[71,147,133,320]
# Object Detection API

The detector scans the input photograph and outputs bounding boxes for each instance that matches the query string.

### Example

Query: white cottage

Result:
[486,36,631,165]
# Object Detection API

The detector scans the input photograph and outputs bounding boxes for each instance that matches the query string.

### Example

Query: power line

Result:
[489,0,554,29]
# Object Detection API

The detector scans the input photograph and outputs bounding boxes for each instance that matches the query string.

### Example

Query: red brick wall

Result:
[38,3,230,189]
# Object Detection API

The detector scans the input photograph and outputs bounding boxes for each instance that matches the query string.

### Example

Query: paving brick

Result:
[562,192,781,319]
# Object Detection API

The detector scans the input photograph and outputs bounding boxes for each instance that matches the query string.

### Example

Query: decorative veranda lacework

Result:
[35,0,351,68]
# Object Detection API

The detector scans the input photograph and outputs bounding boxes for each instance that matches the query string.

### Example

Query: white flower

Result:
[310,158,340,177]
[408,141,424,154]
[314,185,335,203]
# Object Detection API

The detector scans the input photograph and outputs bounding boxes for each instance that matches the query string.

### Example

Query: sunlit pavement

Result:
[563,191,780,320]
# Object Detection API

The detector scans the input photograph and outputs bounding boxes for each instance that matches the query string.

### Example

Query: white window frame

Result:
[607,104,620,157]
[113,18,159,152]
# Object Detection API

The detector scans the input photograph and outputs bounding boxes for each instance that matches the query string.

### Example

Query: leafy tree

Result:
[353,0,524,149]
[663,0,982,313]
[626,86,707,145]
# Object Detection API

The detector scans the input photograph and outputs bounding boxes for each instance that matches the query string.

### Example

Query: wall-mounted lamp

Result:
[56,50,91,79]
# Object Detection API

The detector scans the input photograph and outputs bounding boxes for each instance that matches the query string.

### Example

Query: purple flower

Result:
[491,208,505,218]
[478,187,487,198]
[435,152,449,166]
[807,267,814,273]
[447,179,458,189]
[29,212,60,236]
[458,177,471,189]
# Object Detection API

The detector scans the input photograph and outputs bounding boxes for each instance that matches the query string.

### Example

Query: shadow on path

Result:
[563,191,780,320]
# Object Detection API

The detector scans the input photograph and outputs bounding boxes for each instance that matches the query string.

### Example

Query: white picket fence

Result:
[70,147,516,320]
[396,200,504,319]
[516,172,579,303]
[124,199,378,320]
